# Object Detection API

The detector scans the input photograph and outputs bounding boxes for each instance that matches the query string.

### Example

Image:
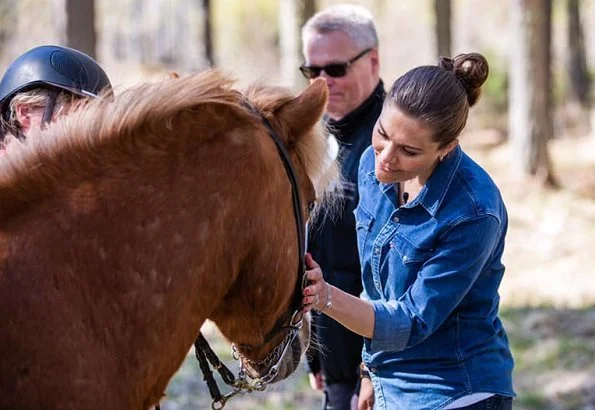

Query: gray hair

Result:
[301,4,379,56]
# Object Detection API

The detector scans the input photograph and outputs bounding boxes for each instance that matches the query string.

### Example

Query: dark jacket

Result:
[307,81,385,386]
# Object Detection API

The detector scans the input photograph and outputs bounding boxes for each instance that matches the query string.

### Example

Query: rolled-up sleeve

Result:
[369,299,412,352]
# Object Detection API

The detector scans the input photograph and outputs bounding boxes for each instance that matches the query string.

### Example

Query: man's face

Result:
[303,31,379,121]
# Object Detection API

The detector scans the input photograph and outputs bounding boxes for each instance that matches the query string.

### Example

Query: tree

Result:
[0,0,18,57]
[434,0,451,58]
[202,0,215,67]
[508,0,557,187]
[65,0,97,58]
[279,0,316,90]
[566,0,591,132]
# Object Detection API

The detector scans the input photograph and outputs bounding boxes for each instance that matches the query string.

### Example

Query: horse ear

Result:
[275,78,328,143]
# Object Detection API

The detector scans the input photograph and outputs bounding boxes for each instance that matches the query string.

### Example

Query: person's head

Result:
[301,4,380,121]
[372,53,489,185]
[0,45,112,139]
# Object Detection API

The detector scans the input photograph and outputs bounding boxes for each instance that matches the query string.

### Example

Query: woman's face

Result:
[372,104,457,185]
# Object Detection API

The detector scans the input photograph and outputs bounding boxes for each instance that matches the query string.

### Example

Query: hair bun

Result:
[451,53,489,106]
[439,53,489,106]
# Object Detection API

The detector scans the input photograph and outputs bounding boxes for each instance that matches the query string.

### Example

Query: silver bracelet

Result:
[320,283,333,312]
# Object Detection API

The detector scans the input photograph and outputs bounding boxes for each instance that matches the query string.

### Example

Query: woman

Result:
[303,53,515,410]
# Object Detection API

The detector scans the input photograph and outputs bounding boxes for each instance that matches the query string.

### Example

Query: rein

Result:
[187,102,308,409]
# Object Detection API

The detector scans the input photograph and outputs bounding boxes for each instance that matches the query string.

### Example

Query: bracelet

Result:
[320,283,333,312]
[359,363,371,379]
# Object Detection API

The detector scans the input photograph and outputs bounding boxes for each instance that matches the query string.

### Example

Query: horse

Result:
[0,70,337,410]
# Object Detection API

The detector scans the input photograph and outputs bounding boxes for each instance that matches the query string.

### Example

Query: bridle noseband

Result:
[186,102,309,409]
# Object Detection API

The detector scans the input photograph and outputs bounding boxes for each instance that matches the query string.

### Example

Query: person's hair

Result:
[301,4,379,55]
[1,88,77,136]
[386,53,489,148]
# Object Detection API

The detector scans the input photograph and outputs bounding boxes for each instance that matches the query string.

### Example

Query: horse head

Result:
[206,78,336,384]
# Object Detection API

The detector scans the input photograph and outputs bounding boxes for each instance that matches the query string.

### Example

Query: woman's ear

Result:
[440,139,459,159]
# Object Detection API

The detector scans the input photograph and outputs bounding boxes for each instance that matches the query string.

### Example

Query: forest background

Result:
[1,1,594,409]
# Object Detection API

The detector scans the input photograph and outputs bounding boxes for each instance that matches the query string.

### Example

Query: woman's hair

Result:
[0,88,77,137]
[301,4,379,54]
[386,53,489,147]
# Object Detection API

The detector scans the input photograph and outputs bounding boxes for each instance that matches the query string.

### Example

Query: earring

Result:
[439,155,444,162]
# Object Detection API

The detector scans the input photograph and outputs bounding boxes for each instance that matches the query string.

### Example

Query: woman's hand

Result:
[302,253,328,312]
[358,377,375,410]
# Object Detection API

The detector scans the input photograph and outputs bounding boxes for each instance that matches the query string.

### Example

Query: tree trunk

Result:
[202,0,215,67]
[65,0,97,58]
[509,0,558,187]
[279,0,301,90]
[434,0,451,58]
[300,0,317,27]
[0,0,18,55]
[566,0,591,133]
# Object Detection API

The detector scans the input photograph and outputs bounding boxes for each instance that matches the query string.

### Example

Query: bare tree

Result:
[0,0,18,57]
[279,0,316,90]
[65,0,96,58]
[434,0,451,58]
[509,0,557,187]
[201,0,214,67]
[566,0,591,132]
[300,0,317,27]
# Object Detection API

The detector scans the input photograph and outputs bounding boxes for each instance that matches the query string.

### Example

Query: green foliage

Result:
[481,49,508,115]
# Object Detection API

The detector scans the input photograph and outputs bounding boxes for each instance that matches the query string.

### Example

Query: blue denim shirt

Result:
[355,145,514,410]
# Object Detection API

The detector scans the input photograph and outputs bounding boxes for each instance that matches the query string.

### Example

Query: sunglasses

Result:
[299,48,372,79]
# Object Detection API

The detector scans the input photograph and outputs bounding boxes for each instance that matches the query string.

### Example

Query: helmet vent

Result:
[50,50,89,91]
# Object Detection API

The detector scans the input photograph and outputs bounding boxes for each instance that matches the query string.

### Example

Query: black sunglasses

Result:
[299,48,372,79]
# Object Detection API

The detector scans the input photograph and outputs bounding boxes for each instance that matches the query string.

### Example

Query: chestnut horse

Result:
[0,71,336,410]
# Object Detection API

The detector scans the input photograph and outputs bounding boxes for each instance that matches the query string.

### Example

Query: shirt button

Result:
[402,255,408,262]
[374,247,381,255]
[393,216,399,223]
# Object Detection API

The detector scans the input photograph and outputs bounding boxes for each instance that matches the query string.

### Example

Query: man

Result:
[300,4,384,410]
[0,44,112,142]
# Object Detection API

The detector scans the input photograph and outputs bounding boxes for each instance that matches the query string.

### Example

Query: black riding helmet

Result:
[0,45,112,127]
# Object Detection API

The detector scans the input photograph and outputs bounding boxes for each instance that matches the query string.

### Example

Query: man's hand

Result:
[357,377,374,410]
[308,372,324,391]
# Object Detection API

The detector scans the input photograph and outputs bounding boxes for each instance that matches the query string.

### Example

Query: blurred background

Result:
[1,0,594,409]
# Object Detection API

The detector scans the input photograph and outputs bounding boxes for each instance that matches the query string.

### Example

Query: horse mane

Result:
[0,70,337,222]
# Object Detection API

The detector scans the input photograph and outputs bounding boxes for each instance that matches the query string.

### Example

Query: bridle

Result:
[183,102,310,410]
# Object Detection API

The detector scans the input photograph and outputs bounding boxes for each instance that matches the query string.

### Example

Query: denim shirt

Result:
[355,145,515,410]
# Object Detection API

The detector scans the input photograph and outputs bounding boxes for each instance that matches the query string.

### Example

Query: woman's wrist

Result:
[359,362,370,379]
[319,282,333,312]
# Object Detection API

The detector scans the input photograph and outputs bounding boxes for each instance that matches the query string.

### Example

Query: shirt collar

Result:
[417,145,462,217]
[372,145,462,216]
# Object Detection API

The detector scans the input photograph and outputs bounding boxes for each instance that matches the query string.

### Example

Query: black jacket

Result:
[307,81,385,386]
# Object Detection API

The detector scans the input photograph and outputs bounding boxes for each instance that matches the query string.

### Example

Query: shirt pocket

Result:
[385,235,434,294]
[355,205,375,261]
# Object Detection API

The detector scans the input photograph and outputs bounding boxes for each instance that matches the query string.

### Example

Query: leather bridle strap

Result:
[177,102,308,410]
[255,109,307,306]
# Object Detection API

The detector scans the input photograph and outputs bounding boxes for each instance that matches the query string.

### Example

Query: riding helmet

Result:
[0,45,112,118]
